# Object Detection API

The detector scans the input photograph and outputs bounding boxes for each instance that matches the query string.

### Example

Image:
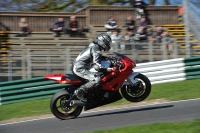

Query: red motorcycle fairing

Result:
[102,70,132,91]
[44,73,81,85]
[121,58,136,71]
[101,55,134,91]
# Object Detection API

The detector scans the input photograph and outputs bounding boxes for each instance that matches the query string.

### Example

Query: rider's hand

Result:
[107,68,113,72]
[107,67,118,72]
[112,66,118,72]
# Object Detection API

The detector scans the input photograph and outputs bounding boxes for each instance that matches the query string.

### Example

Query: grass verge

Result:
[84,119,200,133]
[0,78,200,121]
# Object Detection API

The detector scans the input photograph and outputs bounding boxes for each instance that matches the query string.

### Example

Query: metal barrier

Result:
[188,1,200,43]
[0,50,13,81]
[0,56,200,105]
[182,1,200,57]
[183,0,200,57]
[0,40,185,82]
[1,39,198,82]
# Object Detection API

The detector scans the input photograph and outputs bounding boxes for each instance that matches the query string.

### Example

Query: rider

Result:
[72,33,114,102]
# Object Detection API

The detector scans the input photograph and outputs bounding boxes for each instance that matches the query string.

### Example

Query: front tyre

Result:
[50,89,83,120]
[121,73,151,102]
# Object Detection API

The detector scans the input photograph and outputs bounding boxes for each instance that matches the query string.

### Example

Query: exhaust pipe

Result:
[70,100,86,106]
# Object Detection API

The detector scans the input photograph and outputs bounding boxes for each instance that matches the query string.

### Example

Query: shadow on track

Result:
[78,105,174,119]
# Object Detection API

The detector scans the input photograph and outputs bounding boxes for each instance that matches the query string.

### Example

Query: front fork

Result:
[122,72,140,87]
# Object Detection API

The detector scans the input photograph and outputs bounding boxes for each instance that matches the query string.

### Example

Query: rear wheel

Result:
[50,89,83,120]
[121,73,151,102]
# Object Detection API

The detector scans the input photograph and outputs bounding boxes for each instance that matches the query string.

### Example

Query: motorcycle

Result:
[45,52,151,120]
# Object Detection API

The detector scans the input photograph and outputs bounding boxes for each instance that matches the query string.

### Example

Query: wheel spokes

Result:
[55,96,79,115]
[127,79,146,97]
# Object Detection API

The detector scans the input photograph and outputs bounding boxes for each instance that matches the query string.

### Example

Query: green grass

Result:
[0,98,51,121]
[148,79,200,101]
[0,79,200,121]
[84,119,200,133]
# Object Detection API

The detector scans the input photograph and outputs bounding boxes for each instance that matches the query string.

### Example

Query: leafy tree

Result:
[0,0,199,12]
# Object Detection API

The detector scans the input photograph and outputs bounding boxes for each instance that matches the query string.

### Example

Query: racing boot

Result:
[74,81,97,102]
[74,86,87,102]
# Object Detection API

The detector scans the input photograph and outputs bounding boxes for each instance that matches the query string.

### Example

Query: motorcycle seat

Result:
[66,74,80,81]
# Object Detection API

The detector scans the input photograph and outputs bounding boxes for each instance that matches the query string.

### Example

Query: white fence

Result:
[135,56,200,84]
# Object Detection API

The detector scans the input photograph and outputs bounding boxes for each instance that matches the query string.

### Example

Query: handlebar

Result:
[107,56,124,69]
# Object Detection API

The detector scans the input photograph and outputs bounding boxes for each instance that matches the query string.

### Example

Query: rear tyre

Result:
[50,89,83,120]
[121,73,151,102]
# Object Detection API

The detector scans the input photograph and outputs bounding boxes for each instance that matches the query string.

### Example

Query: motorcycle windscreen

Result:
[89,61,111,73]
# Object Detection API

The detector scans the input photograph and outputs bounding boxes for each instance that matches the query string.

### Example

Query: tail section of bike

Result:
[45,73,81,85]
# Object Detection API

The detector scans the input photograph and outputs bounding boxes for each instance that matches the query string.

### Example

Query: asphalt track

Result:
[0,99,200,133]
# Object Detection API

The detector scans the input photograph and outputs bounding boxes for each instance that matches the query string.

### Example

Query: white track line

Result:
[0,98,200,126]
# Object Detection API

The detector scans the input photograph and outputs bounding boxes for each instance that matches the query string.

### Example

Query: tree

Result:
[0,0,199,12]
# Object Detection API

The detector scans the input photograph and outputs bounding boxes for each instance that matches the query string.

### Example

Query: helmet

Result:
[96,33,112,51]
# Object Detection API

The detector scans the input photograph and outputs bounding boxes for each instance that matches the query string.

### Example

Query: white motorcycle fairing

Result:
[122,72,140,86]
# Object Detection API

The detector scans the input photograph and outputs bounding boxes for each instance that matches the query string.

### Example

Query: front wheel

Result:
[121,73,151,102]
[50,89,83,120]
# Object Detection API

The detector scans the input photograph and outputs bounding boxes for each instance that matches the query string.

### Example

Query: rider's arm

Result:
[92,45,109,72]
